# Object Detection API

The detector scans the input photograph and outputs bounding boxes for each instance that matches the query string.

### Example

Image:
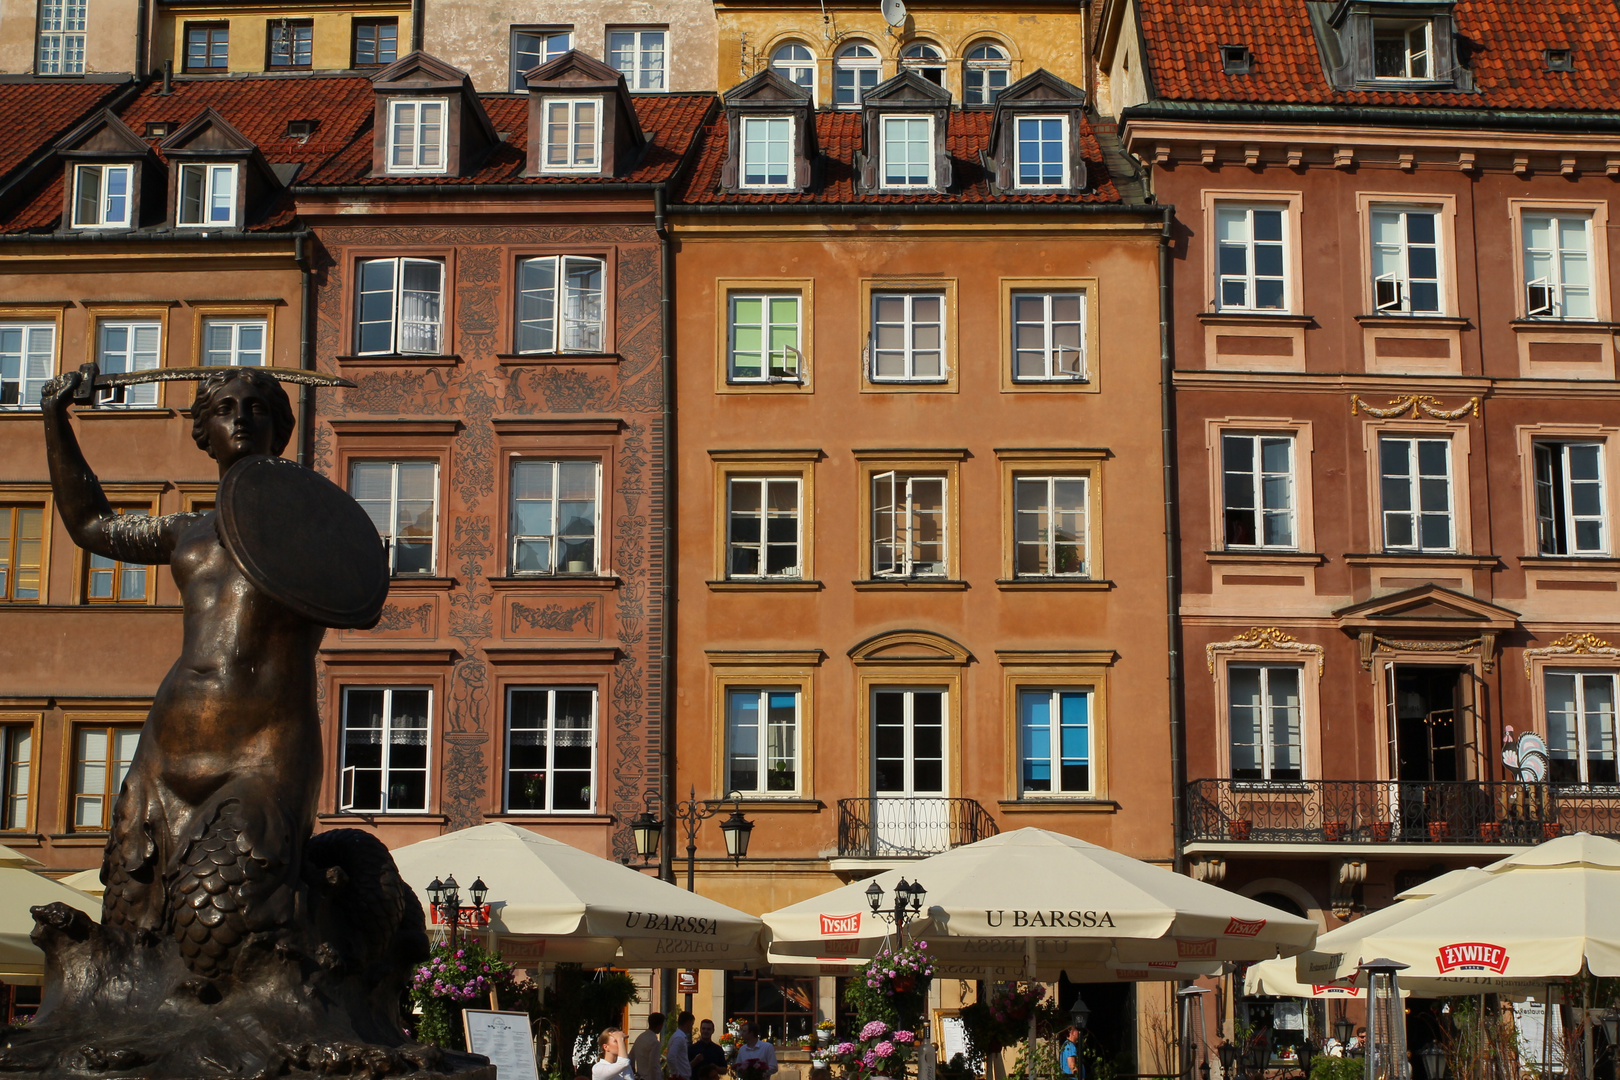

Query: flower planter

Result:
[1371,822,1393,842]
[1229,820,1253,841]
[1324,821,1348,842]
[1428,821,1449,842]
[1480,822,1503,842]
[1544,822,1563,839]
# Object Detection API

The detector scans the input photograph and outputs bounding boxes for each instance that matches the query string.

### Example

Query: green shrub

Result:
[1309,1057,1364,1080]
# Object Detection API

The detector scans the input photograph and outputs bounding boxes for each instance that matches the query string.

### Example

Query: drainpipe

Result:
[654,185,677,1012]
[134,0,148,77]
[1158,204,1187,873]
[409,0,424,53]
[294,230,315,466]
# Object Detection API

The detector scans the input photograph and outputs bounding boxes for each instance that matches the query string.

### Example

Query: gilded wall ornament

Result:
[1206,626,1325,674]
[1522,632,1620,678]
[1350,394,1480,420]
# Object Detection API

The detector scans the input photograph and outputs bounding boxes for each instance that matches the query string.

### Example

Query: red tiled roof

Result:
[0,80,128,182]
[299,92,715,186]
[672,109,1121,205]
[1137,0,1620,110]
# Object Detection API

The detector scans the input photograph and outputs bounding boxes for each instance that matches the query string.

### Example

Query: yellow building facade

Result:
[155,0,411,74]
[714,0,1090,104]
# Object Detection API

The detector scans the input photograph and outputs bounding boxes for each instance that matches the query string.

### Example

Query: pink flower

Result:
[894,1032,916,1044]
[861,1021,890,1040]
[874,1042,896,1058]
[835,1043,857,1056]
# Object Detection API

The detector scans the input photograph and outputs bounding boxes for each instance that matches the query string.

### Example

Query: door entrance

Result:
[1385,664,1477,839]
[871,687,947,854]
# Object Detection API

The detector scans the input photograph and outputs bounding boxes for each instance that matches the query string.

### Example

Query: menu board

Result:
[463,1009,541,1080]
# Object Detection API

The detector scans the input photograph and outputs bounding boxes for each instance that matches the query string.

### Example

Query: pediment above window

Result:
[55,110,153,231]
[1334,583,1520,631]
[720,69,817,193]
[56,109,150,159]
[849,628,973,666]
[522,49,645,177]
[984,68,1088,194]
[856,69,952,194]
[159,109,278,230]
[369,50,497,178]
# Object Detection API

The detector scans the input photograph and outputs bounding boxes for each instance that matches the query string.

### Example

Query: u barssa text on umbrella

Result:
[983,910,1117,928]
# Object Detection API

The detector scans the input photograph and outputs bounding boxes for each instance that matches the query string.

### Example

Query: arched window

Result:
[964,41,1010,105]
[900,41,946,87]
[771,42,816,99]
[834,42,881,107]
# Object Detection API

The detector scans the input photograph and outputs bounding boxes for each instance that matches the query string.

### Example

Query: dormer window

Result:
[72,164,132,228]
[1372,19,1430,79]
[1546,49,1574,72]
[881,116,934,189]
[1220,45,1252,74]
[176,163,237,226]
[387,99,447,174]
[541,98,600,173]
[740,117,794,190]
[1014,116,1067,189]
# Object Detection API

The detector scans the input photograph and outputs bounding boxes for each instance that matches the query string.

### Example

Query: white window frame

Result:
[539,97,601,174]
[871,471,947,578]
[834,42,880,108]
[725,687,801,795]
[1227,663,1304,782]
[1545,670,1618,786]
[201,317,266,367]
[1379,435,1455,553]
[1215,203,1288,313]
[0,324,55,410]
[1371,205,1443,315]
[1523,212,1595,321]
[869,291,946,382]
[607,28,666,92]
[515,255,604,354]
[71,164,133,230]
[338,686,431,813]
[963,42,1010,105]
[350,460,440,576]
[95,320,160,407]
[1013,474,1088,578]
[176,163,238,227]
[1017,687,1093,796]
[1013,114,1069,190]
[900,42,945,86]
[511,27,571,89]
[770,43,816,101]
[508,458,602,575]
[355,256,444,355]
[880,115,935,190]
[504,686,597,813]
[1534,441,1607,556]
[0,726,31,831]
[36,0,86,75]
[727,293,802,382]
[1010,290,1085,381]
[1370,18,1432,80]
[386,98,448,175]
[1221,433,1298,550]
[740,115,796,191]
[726,476,802,579]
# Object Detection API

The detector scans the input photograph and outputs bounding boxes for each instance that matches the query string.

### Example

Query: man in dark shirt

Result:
[692,1020,728,1073]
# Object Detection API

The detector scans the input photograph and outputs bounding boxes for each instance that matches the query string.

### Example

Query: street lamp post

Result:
[863,878,927,942]
[425,873,491,949]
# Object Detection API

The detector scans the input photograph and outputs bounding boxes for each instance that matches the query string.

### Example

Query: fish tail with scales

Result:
[169,800,268,979]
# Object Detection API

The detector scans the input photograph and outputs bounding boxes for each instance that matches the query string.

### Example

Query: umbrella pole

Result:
[1026,938,1038,1080]
[1586,978,1595,1080]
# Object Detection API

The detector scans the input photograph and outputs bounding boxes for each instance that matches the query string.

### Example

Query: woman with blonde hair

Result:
[593,1027,636,1080]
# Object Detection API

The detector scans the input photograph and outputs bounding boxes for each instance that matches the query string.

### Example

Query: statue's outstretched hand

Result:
[40,370,81,415]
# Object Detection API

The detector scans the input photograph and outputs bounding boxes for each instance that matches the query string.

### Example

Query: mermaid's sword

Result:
[71,362,356,405]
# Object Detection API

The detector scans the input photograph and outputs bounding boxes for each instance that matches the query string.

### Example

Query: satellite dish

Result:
[881,0,908,27]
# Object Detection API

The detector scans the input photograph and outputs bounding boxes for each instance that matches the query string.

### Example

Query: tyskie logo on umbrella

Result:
[1224,917,1267,937]
[820,912,862,935]
[1177,938,1217,959]
[1435,942,1509,974]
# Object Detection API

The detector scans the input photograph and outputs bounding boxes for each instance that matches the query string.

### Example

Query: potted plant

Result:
[1229,819,1253,841]
[1371,822,1393,842]
[1428,821,1449,842]
[1480,821,1503,842]
[1544,822,1564,839]
[1324,821,1348,842]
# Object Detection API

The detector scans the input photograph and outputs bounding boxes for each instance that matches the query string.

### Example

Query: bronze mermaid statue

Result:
[0,367,487,1079]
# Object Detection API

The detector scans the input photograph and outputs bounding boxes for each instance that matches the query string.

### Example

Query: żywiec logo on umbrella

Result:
[1224,917,1267,937]
[1435,942,1510,974]
[820,913,862,935]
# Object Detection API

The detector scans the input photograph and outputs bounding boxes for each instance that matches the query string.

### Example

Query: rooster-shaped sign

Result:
[1502,726,1551,782]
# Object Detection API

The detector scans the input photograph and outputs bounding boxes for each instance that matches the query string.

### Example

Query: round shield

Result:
[217,455,390,629]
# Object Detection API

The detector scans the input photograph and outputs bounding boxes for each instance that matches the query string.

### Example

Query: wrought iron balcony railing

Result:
[1186,778,1620,845]
[836,797,998,858]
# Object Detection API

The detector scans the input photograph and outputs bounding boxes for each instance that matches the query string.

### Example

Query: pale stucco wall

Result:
[0,0,140,74]
[421,0,718,94]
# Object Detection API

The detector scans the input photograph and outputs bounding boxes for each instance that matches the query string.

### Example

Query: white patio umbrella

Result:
[765,828,1317,971]
[389,822,766,966]
[1308,832,1620,983]
[59,867,103,896]
[0,846,99,984]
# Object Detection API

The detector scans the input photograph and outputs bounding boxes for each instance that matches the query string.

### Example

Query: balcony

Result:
[836,797,999,858]
[1186,778,1620,846]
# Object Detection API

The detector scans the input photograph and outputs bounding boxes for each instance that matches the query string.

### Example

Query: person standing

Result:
[632,1013,666,1080]
[1060,1023,1084,1080]
[668,1013,694,1080]
[693,1020,728,1073]
[594,1029,636,1080]
[733,1023,778,1079]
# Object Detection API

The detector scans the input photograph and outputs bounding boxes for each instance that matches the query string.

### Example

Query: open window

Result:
[1317,1,1469,91]
[369,52,498,179]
